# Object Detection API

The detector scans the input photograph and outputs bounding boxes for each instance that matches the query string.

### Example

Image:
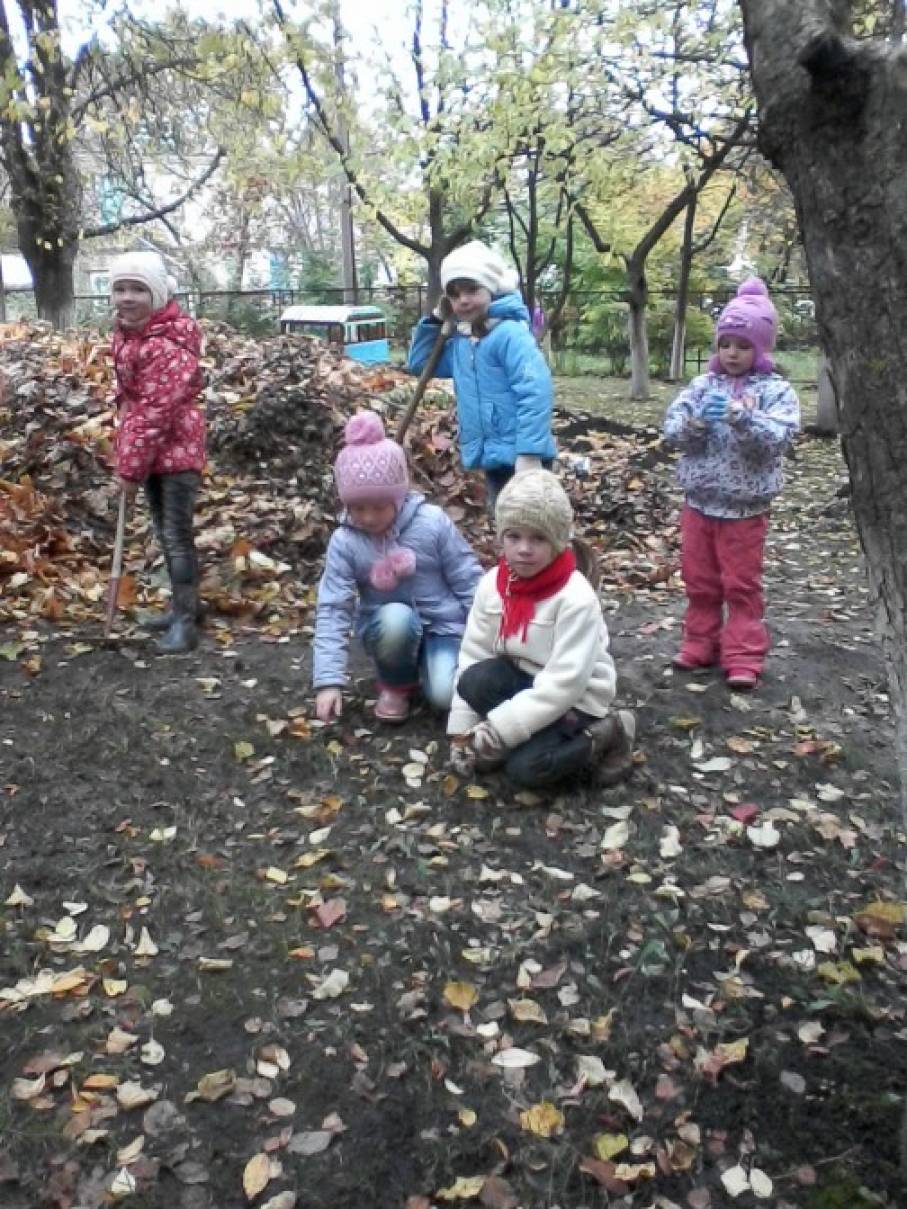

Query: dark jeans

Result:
[145,471,200,585]
[484,460,555,512]
[457,656,595,788]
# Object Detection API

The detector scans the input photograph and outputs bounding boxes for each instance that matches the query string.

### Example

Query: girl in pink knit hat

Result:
[664,278,800,690]
[313,411,483,723]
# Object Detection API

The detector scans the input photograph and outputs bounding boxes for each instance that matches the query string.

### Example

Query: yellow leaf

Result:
[264,866,288,884]
[443,981,478,1012]
[243,1152,271,1200]
[715,1037,749,1066]
[83,1073,120,1090]
[508,998,548,1025]
[817,960,861,985]
[851,945,885,965]
[102,978,128,997]
[519,1100,565,1137]
[294,849,331,869]
[458,1107,477,1128]
[465,784,489,799]
[437,1174,486,1200]
[593,1132,629,1161]
[234,740,255,762]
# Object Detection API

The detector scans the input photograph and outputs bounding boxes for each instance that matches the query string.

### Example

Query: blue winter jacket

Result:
[312,492,483,688]
[407,293,556,471]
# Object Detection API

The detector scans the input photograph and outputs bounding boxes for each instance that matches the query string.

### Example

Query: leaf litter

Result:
[0,337,904,1206]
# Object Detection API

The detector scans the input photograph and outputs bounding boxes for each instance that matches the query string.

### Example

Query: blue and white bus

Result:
[279,304,390,365]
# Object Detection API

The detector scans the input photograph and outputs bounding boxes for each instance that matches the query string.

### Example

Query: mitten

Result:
[700,390,729,424]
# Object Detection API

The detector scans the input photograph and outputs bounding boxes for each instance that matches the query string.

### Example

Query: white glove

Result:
[515,454,543,474]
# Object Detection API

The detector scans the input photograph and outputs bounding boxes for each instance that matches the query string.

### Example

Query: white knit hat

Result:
[440,240,520,296]
[109,251,176,312]
[495,469,573,554]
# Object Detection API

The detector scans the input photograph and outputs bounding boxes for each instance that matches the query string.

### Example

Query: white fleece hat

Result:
[440,240,520,296]
[109,251,176,312]
[495,469,574,554]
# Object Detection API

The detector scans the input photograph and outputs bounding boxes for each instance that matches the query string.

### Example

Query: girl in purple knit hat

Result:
[313,411,483,723]
[663,278,800,690]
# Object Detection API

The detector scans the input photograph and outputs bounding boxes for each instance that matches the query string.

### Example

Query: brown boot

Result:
[586,710,636,787]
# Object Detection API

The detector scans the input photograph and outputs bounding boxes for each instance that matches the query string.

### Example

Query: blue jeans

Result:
[361,603,461,712]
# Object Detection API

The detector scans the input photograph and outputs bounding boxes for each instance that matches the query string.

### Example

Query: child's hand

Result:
[700,392,729,424]
[471,721,507,770]
[316,688,343,722]
[432,295,454,322]
[449,735,477,778]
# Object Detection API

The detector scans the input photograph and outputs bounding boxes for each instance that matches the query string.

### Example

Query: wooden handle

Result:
[395,318,455,443]
[104,492,129,636]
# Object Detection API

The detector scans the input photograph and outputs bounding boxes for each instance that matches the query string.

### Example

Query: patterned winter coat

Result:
[113,301,206,482]
[663,371,800,519]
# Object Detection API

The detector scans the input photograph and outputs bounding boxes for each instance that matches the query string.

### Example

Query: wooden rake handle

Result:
[104,491,129,637]
[395,317,455,443]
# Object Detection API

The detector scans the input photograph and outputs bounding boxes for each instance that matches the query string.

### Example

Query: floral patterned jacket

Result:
[113,301,206,482]
[663,371,800,519]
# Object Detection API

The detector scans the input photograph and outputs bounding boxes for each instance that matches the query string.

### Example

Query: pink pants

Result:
[679,505,770,676]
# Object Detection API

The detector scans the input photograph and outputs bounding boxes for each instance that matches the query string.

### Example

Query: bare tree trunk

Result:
[738,0,907,827]
[669,193,697,381]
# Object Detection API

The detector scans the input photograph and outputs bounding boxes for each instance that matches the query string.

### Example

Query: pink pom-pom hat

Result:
[708,277,778,374]
[333,411,409,505]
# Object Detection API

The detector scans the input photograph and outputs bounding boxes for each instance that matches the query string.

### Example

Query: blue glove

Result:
[700,390,729,424]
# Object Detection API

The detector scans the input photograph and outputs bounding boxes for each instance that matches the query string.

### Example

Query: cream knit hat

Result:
[440,240,520,296]
[109,251,176,312]
[495,469,573,554]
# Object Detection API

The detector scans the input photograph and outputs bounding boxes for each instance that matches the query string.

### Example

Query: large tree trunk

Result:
[18,223,78,330]
[626,263,650,400]
[738,0,907,824]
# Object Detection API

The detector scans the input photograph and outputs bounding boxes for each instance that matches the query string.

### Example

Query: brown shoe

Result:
[586,710,636,786]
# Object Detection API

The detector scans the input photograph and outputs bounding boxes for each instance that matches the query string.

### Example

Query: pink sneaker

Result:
[374,688,411,723]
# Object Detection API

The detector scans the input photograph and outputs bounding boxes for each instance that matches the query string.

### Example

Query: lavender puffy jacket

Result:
[313,492,483,688]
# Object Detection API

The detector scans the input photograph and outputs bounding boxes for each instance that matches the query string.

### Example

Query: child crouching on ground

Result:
[314,412,483,724]
[447,469,635,788]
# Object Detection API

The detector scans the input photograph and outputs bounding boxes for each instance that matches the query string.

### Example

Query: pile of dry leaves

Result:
[0,322,678,635]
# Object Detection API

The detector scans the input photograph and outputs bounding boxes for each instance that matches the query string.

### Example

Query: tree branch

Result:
[82,147,225,238]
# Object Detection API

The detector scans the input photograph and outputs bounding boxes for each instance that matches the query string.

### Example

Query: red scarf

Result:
[496,548,576,641]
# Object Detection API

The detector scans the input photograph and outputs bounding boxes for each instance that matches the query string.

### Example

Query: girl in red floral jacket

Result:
[110,251,205,653]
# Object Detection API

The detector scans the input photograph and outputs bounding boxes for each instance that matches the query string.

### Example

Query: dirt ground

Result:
[1,400,906,1209]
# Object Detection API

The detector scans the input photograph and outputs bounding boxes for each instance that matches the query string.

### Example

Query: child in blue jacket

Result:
[313,412,483,724]
[407,241,555,508]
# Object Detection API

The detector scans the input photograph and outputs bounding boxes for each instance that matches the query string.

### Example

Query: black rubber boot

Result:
[157,583,199,654]
[141,598,205,633]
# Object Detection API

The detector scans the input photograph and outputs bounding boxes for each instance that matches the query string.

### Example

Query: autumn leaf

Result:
[443,981,478,1013]
[243,1152,272,1200]
[519,1101,564,1137]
